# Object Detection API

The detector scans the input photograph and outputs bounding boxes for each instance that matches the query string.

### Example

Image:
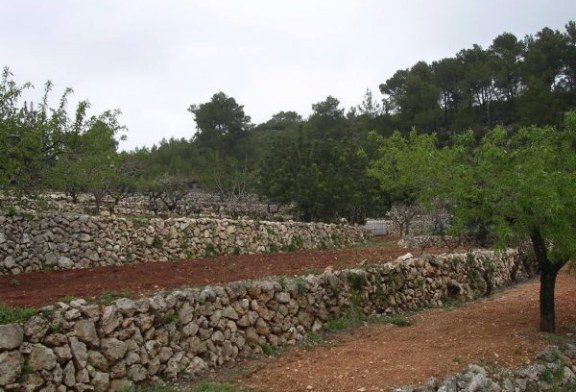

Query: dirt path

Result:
[237,269,576,392]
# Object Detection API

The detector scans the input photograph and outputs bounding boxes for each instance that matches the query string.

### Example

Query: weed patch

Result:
[0,303,37,324]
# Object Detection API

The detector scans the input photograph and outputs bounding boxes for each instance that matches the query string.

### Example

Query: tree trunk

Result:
[531,229,566,333]
[539,265,560,332]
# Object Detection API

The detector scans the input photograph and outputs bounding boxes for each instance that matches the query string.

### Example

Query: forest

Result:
[1,21,575,225]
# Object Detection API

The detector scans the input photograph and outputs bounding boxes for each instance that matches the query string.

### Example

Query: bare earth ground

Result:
[235,270,576,392]
[0,238,433,308]
[0,240,575,391]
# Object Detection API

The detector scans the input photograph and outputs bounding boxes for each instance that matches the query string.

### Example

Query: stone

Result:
[64,308,82,320]
[24,315,50,342]
[100,305,121,335]
[86,249,100,262]
[255,318,270,335]
[57,256,74,269]
[29,343,57,371]
[45,252,58,266]
[125,351,141,365]
[4,255,16,269]
[0,324,24,350]
[158,347,174,363]
[21,372,45,391]
[127,364,147,382]
[179,302,195,325]
[149,295,167,311]
[222,306,239,320]
[186,356,208,375]
[0,350,24,386]
[63,361,76,387]
[101,338,128,363]
[53,345,73,363]
[78,233,92,242]
[88,350,109,371]
[275,292,291,304]
[70,337,88,368]
[76,367,90,383]
[74,319,100,347]
[115,298,137,316]
[182,322,200,337]
[44,333,69,347]
[92,371,110,392]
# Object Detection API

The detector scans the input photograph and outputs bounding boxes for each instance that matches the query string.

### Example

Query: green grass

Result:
[542,333,571,345]
[192,382,253,392]
[302,268,321,276]
[260,343,287,357]
[0,303,37,324]
[380,313,413,327]
[96,290,133,305]
[325,307,367,331]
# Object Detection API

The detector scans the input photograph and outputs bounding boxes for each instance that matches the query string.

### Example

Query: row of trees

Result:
[0,68,130,212]
[1,21,575,221]
[381,21,576,136]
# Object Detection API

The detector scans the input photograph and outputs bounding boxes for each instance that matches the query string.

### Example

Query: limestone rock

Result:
[24,315,50,342]
[29,343,57,371]
[101,338,128,363]
[57,256,74,269]
[70,337,88,369]
[0,324,24,350]
[74,319,100,347]
[0,350,24,386]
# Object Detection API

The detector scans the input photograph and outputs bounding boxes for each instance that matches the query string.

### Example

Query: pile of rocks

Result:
[0,249,530,391]
[0,213,366,275]
[396,344,576,391]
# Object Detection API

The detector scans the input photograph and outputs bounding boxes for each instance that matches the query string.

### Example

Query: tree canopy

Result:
[370,112,576,332]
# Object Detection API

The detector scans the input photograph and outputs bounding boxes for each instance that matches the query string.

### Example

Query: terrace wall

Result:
[0,250,532,391]
[0,213,366,275]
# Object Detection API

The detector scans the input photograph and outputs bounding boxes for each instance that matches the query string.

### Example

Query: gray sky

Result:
[1,1,574,150]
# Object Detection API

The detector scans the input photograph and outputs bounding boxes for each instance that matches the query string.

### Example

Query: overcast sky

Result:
[1,1,575,150]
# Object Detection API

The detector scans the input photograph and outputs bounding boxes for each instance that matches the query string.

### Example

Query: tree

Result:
[369,130,443,234]
[446,113,576,332]
[0,69,70,196]
[188,92,251,157]
[258,128,384,223]
[371,113,576,332]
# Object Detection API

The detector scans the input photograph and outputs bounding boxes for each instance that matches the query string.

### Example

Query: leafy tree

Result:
[259,128,384,223]
[380,62,442,133]
[188,91,251,157]
[255,110,303,131]
[519,27,571,126]
[0,69,70,196]
[188,92,256,198]
[432,57,463,132]
[369,130,444,234]
[371,113,576,332]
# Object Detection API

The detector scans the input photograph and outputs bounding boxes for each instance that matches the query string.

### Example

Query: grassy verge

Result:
[0,302,37,324]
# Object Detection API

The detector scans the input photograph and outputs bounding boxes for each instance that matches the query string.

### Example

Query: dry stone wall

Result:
[396,344,576,391]
[0,250,530,391]
[0,213,365,275]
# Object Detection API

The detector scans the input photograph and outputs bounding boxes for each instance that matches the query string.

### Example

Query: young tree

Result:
[447,113,576,332]
[371,113,576,332]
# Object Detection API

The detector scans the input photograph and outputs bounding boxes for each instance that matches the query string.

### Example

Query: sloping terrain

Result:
[236,270,576,391]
